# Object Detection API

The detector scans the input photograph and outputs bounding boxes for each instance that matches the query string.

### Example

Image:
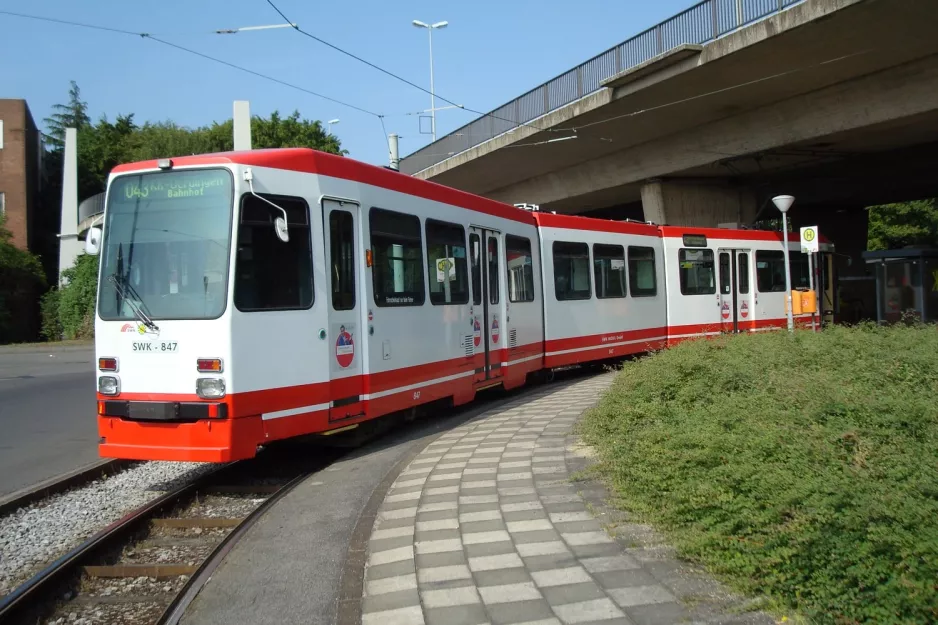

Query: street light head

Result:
[412,20,428,28]
[772,194,795,214]
[432,21,449,29]
[328,119,340,124]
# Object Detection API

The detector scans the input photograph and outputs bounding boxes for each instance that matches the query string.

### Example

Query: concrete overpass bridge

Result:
[401,0,938,265]
[77,192,104,239]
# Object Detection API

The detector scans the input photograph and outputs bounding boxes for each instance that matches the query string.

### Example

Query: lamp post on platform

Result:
[772,194,795,333]
[412,19,448,142]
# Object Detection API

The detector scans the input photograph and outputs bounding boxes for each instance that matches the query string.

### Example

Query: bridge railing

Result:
[400,0,803,175]
[77,192,105,235]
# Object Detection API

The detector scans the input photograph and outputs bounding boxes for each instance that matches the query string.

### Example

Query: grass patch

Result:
[580,323,938,625]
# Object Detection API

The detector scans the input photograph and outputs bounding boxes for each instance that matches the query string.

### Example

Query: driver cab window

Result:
[234,193,313,311]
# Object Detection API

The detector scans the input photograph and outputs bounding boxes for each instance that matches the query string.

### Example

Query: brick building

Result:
[0,99,42,252]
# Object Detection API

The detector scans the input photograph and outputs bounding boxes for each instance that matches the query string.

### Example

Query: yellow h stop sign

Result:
[800,226,819,253]
[436,258,455,282]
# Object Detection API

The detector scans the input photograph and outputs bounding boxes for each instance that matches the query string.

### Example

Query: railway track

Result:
[0,460,135,519]
[0,450,333,625]
[0,366,604,625]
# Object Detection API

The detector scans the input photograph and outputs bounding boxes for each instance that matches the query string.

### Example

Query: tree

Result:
[43,81,349,208]
[121,120,215,163]
[0,216,46,343]
[201,109,347,155]
[43,80,91,151]
[867,200,938,251]
[78,113,139,200]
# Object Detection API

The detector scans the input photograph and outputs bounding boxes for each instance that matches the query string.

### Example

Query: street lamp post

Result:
[412,19,448,142]
[327,119,340,134]
[772,195,796,333]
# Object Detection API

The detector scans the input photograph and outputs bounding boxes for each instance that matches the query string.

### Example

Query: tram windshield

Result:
[97,168,234,322]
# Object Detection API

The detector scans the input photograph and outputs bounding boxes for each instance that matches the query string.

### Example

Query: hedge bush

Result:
[582,324,938,624]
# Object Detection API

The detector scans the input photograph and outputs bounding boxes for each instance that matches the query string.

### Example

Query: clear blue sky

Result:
[1,0,691,167]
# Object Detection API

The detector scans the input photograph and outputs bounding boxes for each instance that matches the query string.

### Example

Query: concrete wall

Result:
[58,128,82,286]
[0,100,40,252]
[640,179,757,226]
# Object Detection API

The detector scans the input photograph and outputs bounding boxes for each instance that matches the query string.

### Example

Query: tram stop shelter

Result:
[861,248,938,324]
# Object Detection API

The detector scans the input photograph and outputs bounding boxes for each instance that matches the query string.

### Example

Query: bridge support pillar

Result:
[58,128,83,286]
[639,179,756,227]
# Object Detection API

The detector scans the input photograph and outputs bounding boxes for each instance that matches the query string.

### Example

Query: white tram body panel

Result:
[659,226,834,339]
[92,148,835,463]
[533,214,666,368]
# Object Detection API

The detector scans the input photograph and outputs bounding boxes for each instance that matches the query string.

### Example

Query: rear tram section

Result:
[89,149,835,462]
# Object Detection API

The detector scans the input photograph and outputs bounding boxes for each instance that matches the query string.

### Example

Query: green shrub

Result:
[40,288,63,341]
[582,324,938,624]
[58,253,99,340]
[0,216,46,344]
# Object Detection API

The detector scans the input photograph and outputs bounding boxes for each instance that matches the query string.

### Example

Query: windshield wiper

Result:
[107,273,160,333]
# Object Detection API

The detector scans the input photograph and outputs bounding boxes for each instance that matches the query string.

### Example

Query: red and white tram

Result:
[87,148,833,462]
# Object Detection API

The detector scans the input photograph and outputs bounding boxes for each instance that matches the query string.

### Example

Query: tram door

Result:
[718,249,752,333]
[469,227,503,384]
[323,199,365,422]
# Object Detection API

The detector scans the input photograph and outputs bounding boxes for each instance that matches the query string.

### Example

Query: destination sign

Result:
[682,234,708,247]
[112,170,232,203]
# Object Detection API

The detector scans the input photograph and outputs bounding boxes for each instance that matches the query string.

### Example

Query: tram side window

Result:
[470,233,482,306]
[678,248,716,295]
[627,246,657,297]
[506,235,535,302]
[330,211,355,311]
[554,241,591,300]
[235,193,313,311]
[425,219,470,305]
[370,208,425,307]
[738,253,750,294]
[593,244,626,299]
[720,252,732,295]
[755,250,786,292]
[488,237,500,305]
[789,252,810,289]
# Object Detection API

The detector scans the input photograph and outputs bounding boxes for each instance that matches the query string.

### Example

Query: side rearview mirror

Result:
[243,168,289,244]
[85,227,102,255]
[275,216,289,243]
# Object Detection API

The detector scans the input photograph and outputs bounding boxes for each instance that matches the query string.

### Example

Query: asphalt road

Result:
[0,343,99,498]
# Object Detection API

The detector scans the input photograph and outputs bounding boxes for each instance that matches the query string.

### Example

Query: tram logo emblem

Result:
[491,318,500,344]
[473,318,482,348]
[721,301,730,320]
[336,325,354,368]
[740,301,749,318]
[120,322,157,336]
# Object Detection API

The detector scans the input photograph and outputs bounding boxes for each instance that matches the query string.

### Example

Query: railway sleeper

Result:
[70,593,179,606]
[204,483,281,496]
[151,517,243,529]
[84,563,199,579]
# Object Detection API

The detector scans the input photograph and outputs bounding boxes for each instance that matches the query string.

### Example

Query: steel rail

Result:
[0,462,235,624]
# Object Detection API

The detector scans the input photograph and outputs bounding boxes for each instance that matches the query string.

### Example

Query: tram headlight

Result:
[196,377,226,399]
[98,376,120,396]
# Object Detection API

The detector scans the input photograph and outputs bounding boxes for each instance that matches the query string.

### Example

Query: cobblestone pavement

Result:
[360,373,774,625]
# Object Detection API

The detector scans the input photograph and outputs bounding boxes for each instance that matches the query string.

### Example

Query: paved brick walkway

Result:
[360,373,771,625]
